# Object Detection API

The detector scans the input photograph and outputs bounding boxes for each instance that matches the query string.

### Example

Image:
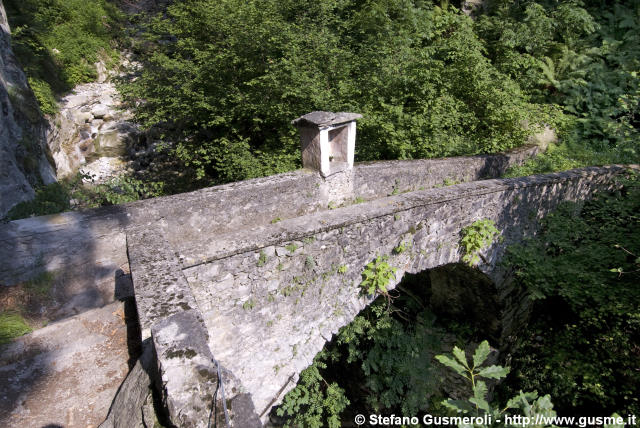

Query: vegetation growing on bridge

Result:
[460,219,502,266]
[359,255,397,296]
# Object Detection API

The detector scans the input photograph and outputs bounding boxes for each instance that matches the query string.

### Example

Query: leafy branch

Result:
[436,340,558,427]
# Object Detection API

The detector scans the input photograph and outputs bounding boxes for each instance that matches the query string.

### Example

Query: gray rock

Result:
[151,310,261,428]
[91,103,111,119]
[99,341,156,428]
[0,302,130,427]
[47,80,138,181]
[0,1,56,217]
[72,110,93,125]
[126,226,201,340]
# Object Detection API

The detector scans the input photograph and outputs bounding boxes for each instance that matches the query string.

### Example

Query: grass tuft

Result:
[0,312,32,345]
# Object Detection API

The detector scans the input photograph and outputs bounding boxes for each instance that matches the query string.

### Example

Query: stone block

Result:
[126,226,199,340]
[152,310,261,428]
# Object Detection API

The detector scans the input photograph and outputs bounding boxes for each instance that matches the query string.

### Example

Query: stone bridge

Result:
[127,162,624,427]
[0,112,630,427]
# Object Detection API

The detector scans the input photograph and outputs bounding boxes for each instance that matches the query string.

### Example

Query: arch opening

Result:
[269,263,503,426]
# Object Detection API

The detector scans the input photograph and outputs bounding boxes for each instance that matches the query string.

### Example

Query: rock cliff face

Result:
[0,0,56,217]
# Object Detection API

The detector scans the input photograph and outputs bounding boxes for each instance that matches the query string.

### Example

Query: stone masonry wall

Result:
[172,166,626,420]
[0,148,538,321]
[352,144,540,199]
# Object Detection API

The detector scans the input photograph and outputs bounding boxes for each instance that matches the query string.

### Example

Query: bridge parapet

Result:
[0,145,540,299]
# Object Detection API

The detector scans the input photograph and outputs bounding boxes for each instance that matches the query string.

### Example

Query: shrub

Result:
[3,173,163,221]
[121,0,543,189]
[5,182,71,220]
[360,255,396,295]
[27,77,57,115]
[479,0,640,175]
[277,299,442,424]
[502,173,640,415]
[460,219,501,266]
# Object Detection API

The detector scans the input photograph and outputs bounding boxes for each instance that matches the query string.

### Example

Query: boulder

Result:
[91,103,111,119]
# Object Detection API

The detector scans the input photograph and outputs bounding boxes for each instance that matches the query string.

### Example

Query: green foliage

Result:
[479,0,640,176]
[24,271,56,297]
[3,173,164,221]
[27,77,57,115]
[83,175,164,206]
[505,142,583,178]
[437,340,559,427]
[277,353,349,428]
[285,243,299,253]
[121,0,543,189]
[443,177,461,186]
[278,298,443,424]
[242,298,255,311]
[392,241,410,255]
[0,312,33,345]
[360,255,397,295]
[4,182,70,220]
[337,264,348,274]
[5,0,122,113]
[305,255,316,270]
[503,173,640,415]
[460,219,501,266]
[336,301,441,415]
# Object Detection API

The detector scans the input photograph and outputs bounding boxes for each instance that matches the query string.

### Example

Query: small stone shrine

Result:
[292,111,362,177]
